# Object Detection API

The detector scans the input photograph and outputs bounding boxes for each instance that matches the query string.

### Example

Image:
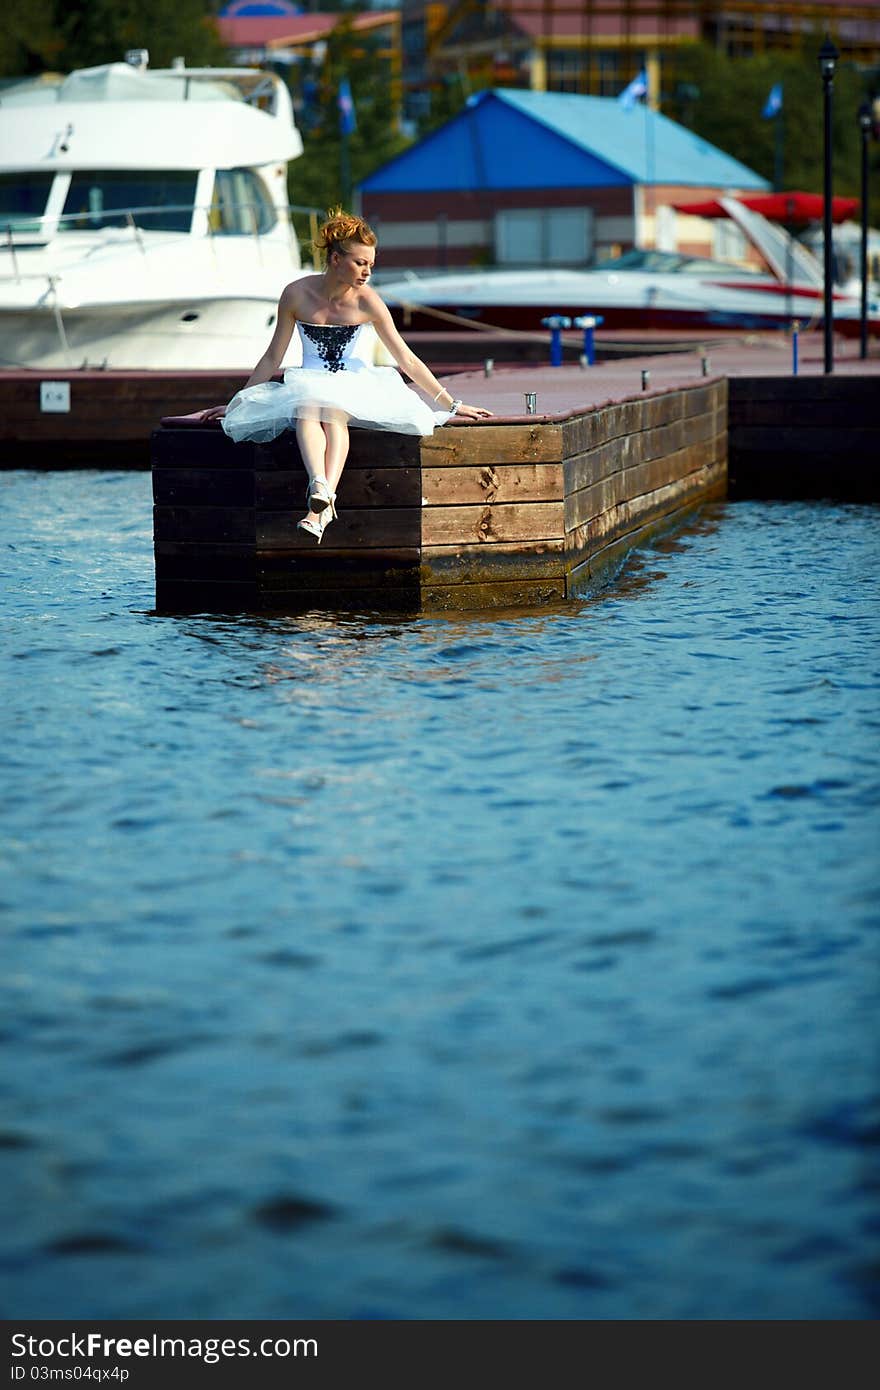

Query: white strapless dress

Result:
[221,321,452,442]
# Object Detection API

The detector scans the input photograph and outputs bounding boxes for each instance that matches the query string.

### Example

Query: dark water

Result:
[1,470,878,1320]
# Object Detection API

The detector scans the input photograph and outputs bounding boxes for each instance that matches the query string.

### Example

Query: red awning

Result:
[673,192,859,225]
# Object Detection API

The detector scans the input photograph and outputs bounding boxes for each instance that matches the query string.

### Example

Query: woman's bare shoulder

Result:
[280,273,322,313]
[360,284,391,319]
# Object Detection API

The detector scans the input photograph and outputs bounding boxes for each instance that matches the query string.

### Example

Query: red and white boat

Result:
[378,196,880,340]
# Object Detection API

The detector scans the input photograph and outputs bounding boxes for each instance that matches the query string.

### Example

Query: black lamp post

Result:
[858,101,873,360]
[819,37,839,374]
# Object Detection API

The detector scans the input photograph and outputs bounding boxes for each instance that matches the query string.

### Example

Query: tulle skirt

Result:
[221,365,450,443]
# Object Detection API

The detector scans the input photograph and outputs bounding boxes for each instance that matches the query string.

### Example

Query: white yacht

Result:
[0,53,308,370]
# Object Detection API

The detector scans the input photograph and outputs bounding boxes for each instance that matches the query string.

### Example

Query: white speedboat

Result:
[378,198,880,341]
[0,55,307,370]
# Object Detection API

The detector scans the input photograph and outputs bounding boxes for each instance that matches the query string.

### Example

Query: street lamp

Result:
[818,37,839,374]
[858,101,873,360]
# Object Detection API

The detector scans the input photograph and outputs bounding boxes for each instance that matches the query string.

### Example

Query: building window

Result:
[495,207,594,266]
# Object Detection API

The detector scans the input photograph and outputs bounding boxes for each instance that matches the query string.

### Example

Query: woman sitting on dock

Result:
[202,207,493,542]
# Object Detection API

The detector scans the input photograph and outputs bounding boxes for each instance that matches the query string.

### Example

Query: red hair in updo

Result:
[315,206,377,261]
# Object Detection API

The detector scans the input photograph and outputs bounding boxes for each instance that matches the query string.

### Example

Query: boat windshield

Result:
[209,169,276,235]
[59,170,198,233]
[592,248,762,276]
[0,173,54,234]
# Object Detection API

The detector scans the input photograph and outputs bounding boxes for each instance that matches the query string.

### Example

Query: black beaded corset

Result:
[299,322,360,373]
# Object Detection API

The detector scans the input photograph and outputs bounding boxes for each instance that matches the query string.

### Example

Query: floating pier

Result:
[152,380,726,613]
[150,336,880,615]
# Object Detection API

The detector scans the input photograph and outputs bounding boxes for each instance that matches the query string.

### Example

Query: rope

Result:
[384,295,550,341]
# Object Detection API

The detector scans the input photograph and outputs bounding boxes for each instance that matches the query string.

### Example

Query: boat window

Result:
[0,173,54,234]
[59,171,197,233]
[592,247,762,276]
[209,169,277,235]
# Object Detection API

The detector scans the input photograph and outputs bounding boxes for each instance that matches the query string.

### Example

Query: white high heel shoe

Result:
[296,507,335,545]
[306,477,333,514]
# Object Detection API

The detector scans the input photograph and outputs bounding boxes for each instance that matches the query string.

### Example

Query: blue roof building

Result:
[360,88,769,270]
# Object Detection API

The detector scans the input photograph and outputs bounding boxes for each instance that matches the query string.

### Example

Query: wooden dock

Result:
[152,380,727,613]
[3,333,876,614]
[0,326,835,467]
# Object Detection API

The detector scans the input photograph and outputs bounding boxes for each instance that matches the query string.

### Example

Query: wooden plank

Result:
[257,507,421,549]
[729,398,875,428]
[566,440,724,536]
[680,383,721,418]
[567,493,722,598]
[562,411,607,457]
[0,378,242,409]
[420,461,563,505]
[1,440,150,470]
[3,416,155,443]
[154,541,256,582]
[153,505,255,544]
[421,500,565,546]
[727,452,879,502]
[151,428,255,470]
[565,462,726,564]
[641,419,685,460]
[257,554,420,592]
[421,577,567,611]
[680,411,716,446]
[259,584,420,614]
[421,539,565,584]
[563,435,636,493]
[255,467,421,509]
[564,472,627,532]
[152,468,255,507]
[730,425,878,455]
[155,579,259,613]
[346,431,423,469]
[645,392,685,428]
[728,376,880,404]
[623,440,720,500]
[419,422,563,467]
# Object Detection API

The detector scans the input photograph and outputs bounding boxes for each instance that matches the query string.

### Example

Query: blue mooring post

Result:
[573,314,604,365]
[792,319,800,375]
[541,315,571,366]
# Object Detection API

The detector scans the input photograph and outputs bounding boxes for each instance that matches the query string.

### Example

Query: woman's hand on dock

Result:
[196,405,227,421]
[455,402,493,420]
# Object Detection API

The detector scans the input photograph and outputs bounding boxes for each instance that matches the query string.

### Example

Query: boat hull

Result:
[387,297,876,339]
[0,298,302,372]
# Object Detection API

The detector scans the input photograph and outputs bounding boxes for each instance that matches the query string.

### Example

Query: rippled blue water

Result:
[1,469,878,1320]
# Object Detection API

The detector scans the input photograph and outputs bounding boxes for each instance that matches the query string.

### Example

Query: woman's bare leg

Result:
[295,416,329,524]
[323,420,350,499]
[296,417,327,486]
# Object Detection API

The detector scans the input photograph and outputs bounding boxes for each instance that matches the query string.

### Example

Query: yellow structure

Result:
[410,1,880,97]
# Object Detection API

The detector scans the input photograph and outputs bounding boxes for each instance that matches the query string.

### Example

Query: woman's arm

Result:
[198,283,299,419]
[366,289,492,421]
[242,283,299,387]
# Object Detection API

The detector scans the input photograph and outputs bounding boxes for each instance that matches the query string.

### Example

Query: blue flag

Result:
[762,83,783,119]
[338,76,356,136]
[619,69,648,110]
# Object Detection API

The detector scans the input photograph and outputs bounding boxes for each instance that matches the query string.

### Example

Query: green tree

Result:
[0,2,228,78]
[286,16,411,217]
[55,0,226,73]
[0,0,59,77]
[666,43,880,223]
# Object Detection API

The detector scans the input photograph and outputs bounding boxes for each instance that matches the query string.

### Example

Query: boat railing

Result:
[0,201,324,283]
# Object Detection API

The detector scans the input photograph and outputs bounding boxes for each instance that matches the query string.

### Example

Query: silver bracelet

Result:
[450,399,462,416]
